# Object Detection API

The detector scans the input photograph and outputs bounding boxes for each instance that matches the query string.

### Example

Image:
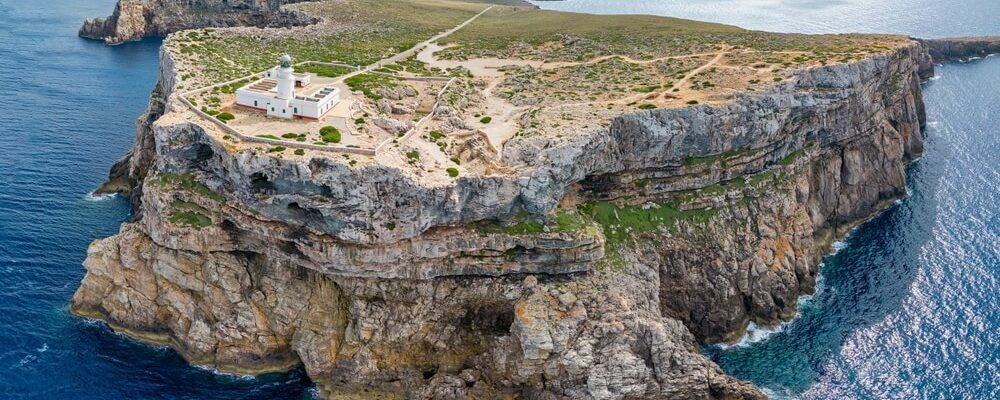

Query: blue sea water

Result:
[0,0,996,398]
[533,0,1000,399]
[0,0,313,398]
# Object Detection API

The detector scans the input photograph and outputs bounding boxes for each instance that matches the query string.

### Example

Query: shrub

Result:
[320,126,342,143]
[429,130,445,141]
[281,132,300,139]
[480,116,492,124]
[216,112,235,122]
[638,104,656,110]
[446,167,459,177]
[201,107,220,116]
[355,117,365,124]
[294,149,305,156]
[267,146,286,153]
[406,150,420,160]
[686,100,699,105]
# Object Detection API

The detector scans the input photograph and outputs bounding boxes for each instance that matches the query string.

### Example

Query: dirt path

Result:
[336,5,495,84]
[669,51,726,92]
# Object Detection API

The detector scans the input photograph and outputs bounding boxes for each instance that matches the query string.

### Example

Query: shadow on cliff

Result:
[704,87,950,394]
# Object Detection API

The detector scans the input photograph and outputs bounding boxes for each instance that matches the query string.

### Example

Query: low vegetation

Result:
[168,200,212,229]
[344,73,399,100]
[151,173,225,203]
[320,126,342,143]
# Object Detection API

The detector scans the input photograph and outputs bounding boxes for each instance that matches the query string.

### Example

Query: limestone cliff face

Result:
[921,36,1000,62]
[74,38,935,399]
[79,0,317,45]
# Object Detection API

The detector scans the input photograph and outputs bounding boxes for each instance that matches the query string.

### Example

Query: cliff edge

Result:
[79,0,319,45]
[73,1,950,398]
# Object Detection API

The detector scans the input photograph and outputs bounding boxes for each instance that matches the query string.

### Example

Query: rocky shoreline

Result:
[79,0,319,45]
[72,2,1000,398]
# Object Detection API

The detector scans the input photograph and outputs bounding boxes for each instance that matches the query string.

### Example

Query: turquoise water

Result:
[532,0,1000,398]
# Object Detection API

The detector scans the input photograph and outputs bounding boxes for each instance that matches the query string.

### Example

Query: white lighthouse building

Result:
[235,54,340,120]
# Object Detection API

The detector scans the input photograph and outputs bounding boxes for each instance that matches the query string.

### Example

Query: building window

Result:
[271,107,275,112]
[254,100,258,107]
[294,107,298,113]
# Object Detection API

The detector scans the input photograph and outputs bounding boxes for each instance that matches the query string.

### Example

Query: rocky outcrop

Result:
[74,27,937,399]
[921,36,1000,62]
[79,0,318,45]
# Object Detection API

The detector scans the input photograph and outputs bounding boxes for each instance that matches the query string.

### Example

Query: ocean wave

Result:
[84,191,116,202]
[760,386,796,400]
[193,364,259,381]
[715,266,828,350]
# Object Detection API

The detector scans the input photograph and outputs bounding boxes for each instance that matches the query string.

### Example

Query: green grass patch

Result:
[779,148,807,166]
[152,173,225,203]
[295,64,354,78]
[579,201,717,244]
[320,126,342,143]
[479,116,492,124]
[446,167,459,177]
[168,200,212,229]
[344,73,399,100]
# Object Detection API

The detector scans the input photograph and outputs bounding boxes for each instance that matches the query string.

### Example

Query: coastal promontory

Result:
[73,0,960,398]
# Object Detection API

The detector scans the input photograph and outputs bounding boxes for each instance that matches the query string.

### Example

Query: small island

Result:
[72,0,1000,398]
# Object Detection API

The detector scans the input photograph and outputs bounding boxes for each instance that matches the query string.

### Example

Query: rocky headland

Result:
[79,0,319,45]
[72,0,1000,398]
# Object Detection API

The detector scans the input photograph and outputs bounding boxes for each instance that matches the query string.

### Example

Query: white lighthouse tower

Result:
[234,52,341,120]
[275,54,295,100]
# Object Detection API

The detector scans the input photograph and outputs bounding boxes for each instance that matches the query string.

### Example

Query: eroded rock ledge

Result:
[80,0,318,45]
[73,9,951,400]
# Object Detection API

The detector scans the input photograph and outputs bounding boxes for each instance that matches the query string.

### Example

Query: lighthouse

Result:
[234,52,341,120]
[275,54,295,100]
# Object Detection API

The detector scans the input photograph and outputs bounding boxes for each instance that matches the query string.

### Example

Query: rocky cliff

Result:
[921,36,1000,62]
[72,23,945,400]
[79,0,318,45]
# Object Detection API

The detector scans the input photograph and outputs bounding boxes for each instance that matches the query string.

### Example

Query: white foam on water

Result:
[193,364,259,381]
[831,239,848,254]
[715,261,829,350]
[760,386,796,400]
[36,344,48,353]
[84,191,116,202]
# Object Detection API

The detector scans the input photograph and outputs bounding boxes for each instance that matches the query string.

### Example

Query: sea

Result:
[0,0,994,398]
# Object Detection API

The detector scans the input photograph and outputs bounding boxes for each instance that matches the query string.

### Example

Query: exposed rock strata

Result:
[79,0,318,45]
[921,36,1000,62]
[75,25,941,400]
